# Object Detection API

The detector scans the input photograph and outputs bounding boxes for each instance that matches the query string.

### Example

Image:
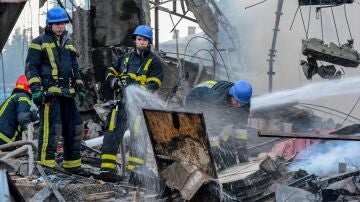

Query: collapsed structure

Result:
[1,0,360,201]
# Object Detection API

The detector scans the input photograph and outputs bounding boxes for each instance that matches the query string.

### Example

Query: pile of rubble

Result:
[1,109,360,201]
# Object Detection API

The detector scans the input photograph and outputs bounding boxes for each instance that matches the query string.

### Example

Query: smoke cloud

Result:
[289,141,360,176]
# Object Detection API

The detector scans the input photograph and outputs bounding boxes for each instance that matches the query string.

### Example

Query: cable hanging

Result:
[300,102,360,123]
[183,36,230,80]
[315,0,324,41]
[342,95,360,125]
[299,6,309,39]
[306,0,312,39]
[343,1,353,41]
[289,6,299,31]
[330,6,341,45]
[299,105,357,124]
[189,49,216,80]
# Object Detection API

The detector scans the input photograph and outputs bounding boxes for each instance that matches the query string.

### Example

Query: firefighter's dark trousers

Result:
[37,96,83,169]
[101,100,127,170]
[100,100,147,172]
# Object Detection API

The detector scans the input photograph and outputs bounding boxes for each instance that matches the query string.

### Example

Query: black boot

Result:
[129,166,158,191]
[95,168,124,182]
[65,167,92,177]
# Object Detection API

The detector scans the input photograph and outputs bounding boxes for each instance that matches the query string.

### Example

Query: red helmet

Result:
[15,74,31,93]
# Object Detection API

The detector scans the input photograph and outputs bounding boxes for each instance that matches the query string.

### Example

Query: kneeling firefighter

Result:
[0,75,36,145]
[185,80,253,171]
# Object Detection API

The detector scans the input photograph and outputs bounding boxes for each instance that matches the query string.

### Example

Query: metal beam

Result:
[56,0,73,24]
[258,130,360,141]
[268,0,284,92]
[154,0,159,50]
[36,164,66,202]
[157,5,197,23]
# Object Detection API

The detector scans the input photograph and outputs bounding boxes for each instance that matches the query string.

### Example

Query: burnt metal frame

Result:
[142,108,218,178]
[258,130,360,141]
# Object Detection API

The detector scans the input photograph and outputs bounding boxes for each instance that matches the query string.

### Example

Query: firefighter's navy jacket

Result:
[185,80,250,133]
[25,27,83,97]
[100,48,163,172]
[105,48,163,91]
[0,89,32,144]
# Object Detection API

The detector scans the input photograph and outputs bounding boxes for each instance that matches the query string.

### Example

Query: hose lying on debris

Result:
[0,140,37,152]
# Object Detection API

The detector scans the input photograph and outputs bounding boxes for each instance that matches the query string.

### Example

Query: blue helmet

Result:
[46,7,69,24]
[229,80,253,104]
[133,25,153,43]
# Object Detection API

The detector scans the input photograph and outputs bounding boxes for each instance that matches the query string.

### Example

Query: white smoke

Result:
[289,141,360,176]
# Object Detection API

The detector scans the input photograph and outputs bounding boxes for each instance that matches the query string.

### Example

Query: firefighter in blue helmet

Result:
[99,25,163,182]
[25,7,89,175]
[185,80,252,171]
[0,75,36,145]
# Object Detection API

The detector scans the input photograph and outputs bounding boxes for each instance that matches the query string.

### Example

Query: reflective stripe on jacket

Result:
[0,92,31,143]
[25,28,83,97]
[105,50,163,91]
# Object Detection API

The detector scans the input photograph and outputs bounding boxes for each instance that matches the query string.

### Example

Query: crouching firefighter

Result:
[0,75,37,145]
[99,25,163,183]
[25,8,89,176]
[185,80,253,171]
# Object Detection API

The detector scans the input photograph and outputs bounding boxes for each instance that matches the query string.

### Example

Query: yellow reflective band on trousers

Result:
[101,162,116,169]
[133,115,141,136]
[40,104,50,165]
[101,154,117,161]
[128,157,144,165]
[0,132,13,143]
[127,165,135,171]
[63,159,81,168]
[109,109,117,131]
[36,160,56,168]
[0,95,16,117]
[48,86,76,95]
[41,43,58,79]
[18,97,31,105]
[210,140,220,147]
[29,77,41,85]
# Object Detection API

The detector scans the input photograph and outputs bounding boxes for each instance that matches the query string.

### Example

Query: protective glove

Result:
[79,91,86,106]
[77,83,86,106]
[110,78,122,90]
[30,109,39,122]
[32,91,43,106]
